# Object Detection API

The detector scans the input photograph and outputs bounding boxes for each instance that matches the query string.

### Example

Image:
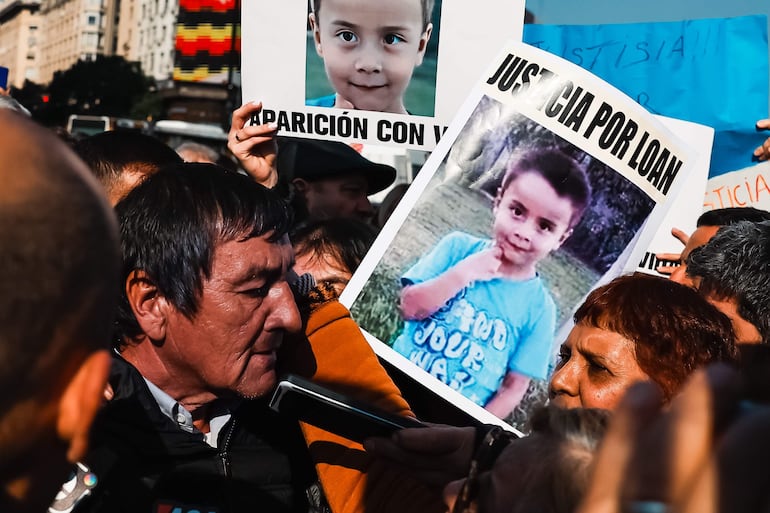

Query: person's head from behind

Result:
[309,0,434,113]
[74,130,183,206]
[0,111,119,510]
[670,207,770,287]
[550,274,737,410]
[686,220,770,346]
[492,148,591,277]
[115,163,301,404]
[279,138,396,223]
[175,141,220,164]
[445,406,610,513]
[291,218,377,296]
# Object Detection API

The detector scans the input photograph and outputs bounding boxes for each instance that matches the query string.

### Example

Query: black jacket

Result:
[70,356,318,513]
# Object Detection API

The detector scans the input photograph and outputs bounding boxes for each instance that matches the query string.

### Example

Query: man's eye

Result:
[511,206,523,217]
[337,31,358,43]
[539,222,553,232]
[556,348,570,366]
[588,360,609,374]
[384,33,405,45]
[243,285,270,298]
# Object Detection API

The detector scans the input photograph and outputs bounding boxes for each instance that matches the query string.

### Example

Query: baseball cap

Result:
[277,137,396,195]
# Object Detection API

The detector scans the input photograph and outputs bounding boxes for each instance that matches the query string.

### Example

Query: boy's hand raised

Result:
[457,246,504,284]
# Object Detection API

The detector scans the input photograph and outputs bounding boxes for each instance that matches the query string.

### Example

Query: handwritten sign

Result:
[523,15,769,177]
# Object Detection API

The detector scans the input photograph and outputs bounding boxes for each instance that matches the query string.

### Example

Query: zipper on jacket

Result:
[218,418,236,478]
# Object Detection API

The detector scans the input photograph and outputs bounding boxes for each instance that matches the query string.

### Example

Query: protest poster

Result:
[635,117,713,275]
[241,0,524,150]
[340,41,693,431]
[523,16,769,178]
[704,160,770,212]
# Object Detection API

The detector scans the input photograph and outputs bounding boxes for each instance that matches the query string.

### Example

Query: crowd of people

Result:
[3,78,770,513]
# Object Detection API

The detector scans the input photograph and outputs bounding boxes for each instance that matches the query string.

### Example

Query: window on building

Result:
[87,14,98,25]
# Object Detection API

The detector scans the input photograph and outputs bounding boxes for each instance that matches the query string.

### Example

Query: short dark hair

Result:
[291,218,377,276]
[313,0,435,30]
[696,207,770,227]
[687,220,770,345]
[500,148,592,229]
[74,131,182,195]
[114,163,293,344]
[0,112,120,408]
[574,274,737,401]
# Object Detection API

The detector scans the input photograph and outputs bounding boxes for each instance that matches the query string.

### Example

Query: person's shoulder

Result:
[441,230,488,249]
[306,94,336,107]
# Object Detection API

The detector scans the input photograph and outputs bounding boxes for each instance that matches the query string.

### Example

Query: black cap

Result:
[277,137,396,195]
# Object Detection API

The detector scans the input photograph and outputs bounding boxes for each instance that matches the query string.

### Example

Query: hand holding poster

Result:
[341,41,693,431]
[241,0,524,150]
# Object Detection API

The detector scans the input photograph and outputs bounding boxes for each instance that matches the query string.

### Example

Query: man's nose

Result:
[356,195,374,217]
[265,282,303,334]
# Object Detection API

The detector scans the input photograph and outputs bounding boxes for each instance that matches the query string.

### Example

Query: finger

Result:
[576,382,663,513]
[756,119,770,131]
[655,252,682,263]
[230,100,263,132]
[627,365,742,505]
[238,121,279,142]
[655,265,676,276]
[709,407,770,513]
[671,227,689,246]
[754,138,770,160]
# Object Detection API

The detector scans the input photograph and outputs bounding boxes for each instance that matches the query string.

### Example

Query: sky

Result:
[525,0,770,113]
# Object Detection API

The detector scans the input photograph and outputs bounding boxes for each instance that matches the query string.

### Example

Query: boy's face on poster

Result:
[492,170,574,275]
[310,0,432,114]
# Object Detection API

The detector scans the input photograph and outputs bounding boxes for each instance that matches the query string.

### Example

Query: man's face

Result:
[310,0,432,113]
[549,323,650,410]
[298,173,374,221]
[492,171,574,276]
[670,225,720,287]
[703,294,762,345]
[162,234,301,400]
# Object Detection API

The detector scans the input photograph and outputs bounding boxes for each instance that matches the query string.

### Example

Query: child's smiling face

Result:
[310,0,432,114]
[492,170,576,276]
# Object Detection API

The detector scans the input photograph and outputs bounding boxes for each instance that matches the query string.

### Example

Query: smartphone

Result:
[0,67,8,90]
[269,374,425,443]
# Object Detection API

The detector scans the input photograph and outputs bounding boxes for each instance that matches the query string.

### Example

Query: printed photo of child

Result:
[306,0,440,116]
[348,95,656,429]
[392,149,591,418]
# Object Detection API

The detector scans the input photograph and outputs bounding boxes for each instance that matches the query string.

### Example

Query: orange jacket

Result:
[280,297,445,513]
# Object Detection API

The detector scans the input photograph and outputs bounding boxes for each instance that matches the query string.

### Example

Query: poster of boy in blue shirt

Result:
[392,149,591,418]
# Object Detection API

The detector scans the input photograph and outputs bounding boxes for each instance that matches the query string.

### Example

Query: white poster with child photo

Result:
[241,0,524,150]
[340,41,696,432]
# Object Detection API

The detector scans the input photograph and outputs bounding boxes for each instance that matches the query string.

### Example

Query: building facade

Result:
[0,0,41,88]
[37,0,118,84]
[108,0,181,81]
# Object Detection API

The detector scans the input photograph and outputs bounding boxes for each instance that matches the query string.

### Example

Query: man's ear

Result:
[309,13,323,56]
[57,350,111,463]
[292,178,310,197]
[125,270,168,341]
[415,23,433,66]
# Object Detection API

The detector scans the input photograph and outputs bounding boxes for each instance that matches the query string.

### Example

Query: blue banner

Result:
[524,16,769,177]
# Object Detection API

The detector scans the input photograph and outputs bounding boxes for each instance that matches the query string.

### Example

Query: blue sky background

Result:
[525,0,770,114]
